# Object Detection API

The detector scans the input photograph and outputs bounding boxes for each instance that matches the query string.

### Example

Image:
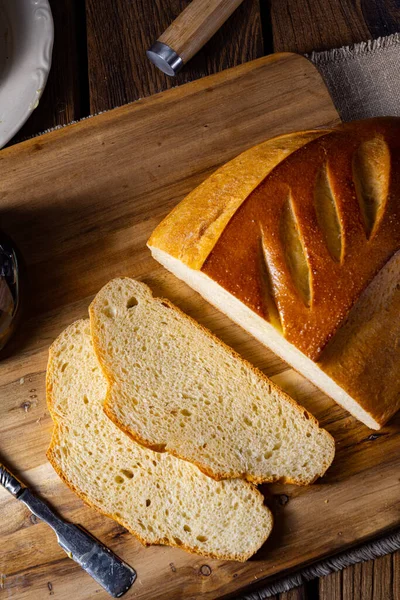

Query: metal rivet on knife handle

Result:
[146,0,245,76]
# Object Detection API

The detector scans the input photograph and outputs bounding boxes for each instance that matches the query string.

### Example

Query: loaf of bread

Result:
[46,319,273,561]
[89,278,334,484]
[148,117,400,429]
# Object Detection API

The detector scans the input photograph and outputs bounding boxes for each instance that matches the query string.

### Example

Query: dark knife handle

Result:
[0,463,24,497]
[59,524,137,598]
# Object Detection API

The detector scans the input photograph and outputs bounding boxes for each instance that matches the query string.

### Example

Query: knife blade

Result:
[0,463,136,598]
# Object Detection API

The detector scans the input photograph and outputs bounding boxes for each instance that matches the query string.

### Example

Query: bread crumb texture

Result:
[90,278,335,485]
[47,319,273,561]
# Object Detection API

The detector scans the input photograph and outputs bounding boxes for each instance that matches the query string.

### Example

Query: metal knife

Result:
[0,463,136,598]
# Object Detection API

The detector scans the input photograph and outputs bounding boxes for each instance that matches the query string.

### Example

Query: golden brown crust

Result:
[148,118,400,364]
[202,118,400,360]
[90,283,335,485]
[147,130,330,270]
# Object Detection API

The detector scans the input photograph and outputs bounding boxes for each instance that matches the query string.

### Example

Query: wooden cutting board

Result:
[0,53,398,600]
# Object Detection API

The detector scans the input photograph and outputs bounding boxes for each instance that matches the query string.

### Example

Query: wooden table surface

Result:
[8,1,400,599]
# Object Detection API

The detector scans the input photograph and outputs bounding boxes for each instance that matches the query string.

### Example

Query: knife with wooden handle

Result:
[147,0,245,76]
[0,463,136,598]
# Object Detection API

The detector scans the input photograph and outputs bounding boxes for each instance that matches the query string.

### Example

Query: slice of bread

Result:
[89,278,335,485]
[46,319,273,562]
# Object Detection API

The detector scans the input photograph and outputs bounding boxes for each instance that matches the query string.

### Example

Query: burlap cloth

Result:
[237,32,400,599]
[309,32,400,121]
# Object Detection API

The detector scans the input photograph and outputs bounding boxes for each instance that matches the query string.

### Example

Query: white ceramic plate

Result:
[0,0,53,147]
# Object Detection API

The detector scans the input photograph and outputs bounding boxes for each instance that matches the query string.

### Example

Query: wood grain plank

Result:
[361,0,400,38]
[280,586,310,599]
[373,554,393,600]
[320,570,342,599]
[342,561,373,600]
[269,0,398,54]
[85,0,263,113]
[358,559,374,600]
[320,553,398,600]
[394,551,400,600]
[11,0,88,144]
